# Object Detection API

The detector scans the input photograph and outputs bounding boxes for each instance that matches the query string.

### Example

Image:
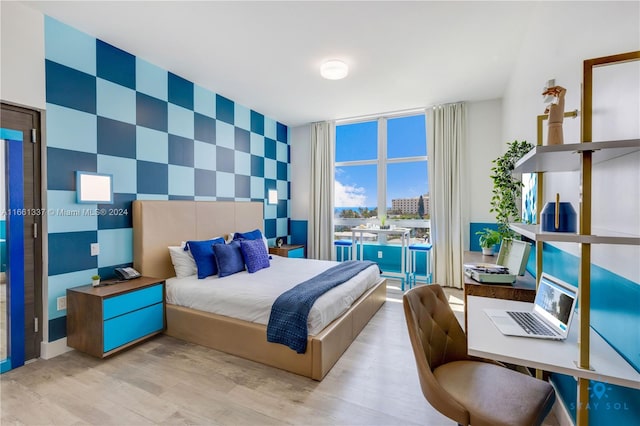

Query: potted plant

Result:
[476,228,501,255]
[380,215,390,229]
[91,274,101,287]
[489,140,534,240]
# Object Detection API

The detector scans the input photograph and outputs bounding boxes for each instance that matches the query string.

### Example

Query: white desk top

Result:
[350,227,410,234]
[467,296,640,390]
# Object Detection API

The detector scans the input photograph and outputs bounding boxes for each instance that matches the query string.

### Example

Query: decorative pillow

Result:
[212,240,245,278]
[186,238,226,279]
[168,244,197,278]
[234,229,269,252]
[240,238,270,273]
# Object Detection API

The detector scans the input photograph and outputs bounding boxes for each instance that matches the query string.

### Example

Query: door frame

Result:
[0,128,26,373]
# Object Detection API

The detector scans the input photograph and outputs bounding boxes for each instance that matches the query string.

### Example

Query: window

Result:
[334,113,430,244]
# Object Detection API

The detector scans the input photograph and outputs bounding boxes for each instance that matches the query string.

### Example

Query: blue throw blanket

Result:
[267,260,377,353]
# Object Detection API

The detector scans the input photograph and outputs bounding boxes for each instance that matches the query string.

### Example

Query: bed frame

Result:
[132,200,387,380]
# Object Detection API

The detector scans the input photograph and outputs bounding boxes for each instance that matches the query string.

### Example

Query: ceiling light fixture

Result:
[320,59,348,80]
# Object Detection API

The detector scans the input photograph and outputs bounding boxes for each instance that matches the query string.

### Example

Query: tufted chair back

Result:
[403,284,471,422]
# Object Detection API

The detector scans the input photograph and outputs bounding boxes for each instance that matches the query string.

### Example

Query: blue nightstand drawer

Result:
[103,302,164,352]
[103,284,163,320]
[288,247,304,258]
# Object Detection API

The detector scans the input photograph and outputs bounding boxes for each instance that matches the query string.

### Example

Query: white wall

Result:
[501,1,640,282]
[0,1,46,110]
[290,124,311,221]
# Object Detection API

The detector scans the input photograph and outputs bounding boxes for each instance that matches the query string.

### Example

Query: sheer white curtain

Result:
[308,121,335,260]
[427,103,466,289]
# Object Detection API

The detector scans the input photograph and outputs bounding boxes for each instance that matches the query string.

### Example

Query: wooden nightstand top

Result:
[68,276,165,297]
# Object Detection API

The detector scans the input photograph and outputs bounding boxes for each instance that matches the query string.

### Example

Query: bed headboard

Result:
[132,200,264,279]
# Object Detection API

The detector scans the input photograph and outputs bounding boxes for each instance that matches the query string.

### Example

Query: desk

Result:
[466,295,640,390]
[351,227,410,284]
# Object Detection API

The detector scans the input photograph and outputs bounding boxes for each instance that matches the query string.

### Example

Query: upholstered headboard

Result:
[132,200,264,279]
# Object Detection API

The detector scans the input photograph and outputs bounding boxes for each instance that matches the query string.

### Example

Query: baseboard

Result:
[40,338,73,359]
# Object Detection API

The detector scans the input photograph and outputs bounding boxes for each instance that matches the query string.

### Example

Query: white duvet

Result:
[166,256,381,336]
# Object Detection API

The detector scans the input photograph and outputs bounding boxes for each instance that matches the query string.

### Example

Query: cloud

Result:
[335,180,367,207]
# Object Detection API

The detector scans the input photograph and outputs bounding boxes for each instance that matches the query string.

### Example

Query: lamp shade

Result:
[320,60,349,80]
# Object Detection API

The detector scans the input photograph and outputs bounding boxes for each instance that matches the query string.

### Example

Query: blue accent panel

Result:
[235,127,250,153]
[216,95,234,124]
[277,140,288,162]
[277,122,288,142]
[234,151,251,176]
[98,154,137,194]
[47,190,97,233]
[98,263,132,281]
[47,147,96,191]
[469,222,498,252]
[168,165,195,197]
[277,198,287,218]
[169,195,194,201]
[46,104,97,153]
[96,78,136,125]
[136,160,168,194]
[98,228,133,267]
[46,60,96,114]
[96,39,135,90]
[168,134,194,167]
[194,84,215,117]
[250,176,265,200]
[136,126,168,164]
[216,172,235,198]
[251,110,264,135]
[193,141,216,170]
[264,218,277,239]
[235,174,250,198]
[264,158,277,179]
[234,104,250,130]
[103,284,163,320]
[251,155,265,177]
[168,72,194,110]
[290,220,307,246]
[98,193,135,230]
[48,317,67,342]
[194,113,216,144]
[265,138,277,160]
[97,116,136,159]
[168,104,194,139]
[277,161,287,180]
[216,146,235,173]
[3,130,26,369]
[136,92,168,132]
[251,133,265,156]
[136,58,167,101]
[45,17,96,75]
[48,231,98,276]
[104,303,164,352]
[264,117,277,139]
[216,121,234,149]
[264,178,276,193]
[47,269,97,320]
[195,169,216,196]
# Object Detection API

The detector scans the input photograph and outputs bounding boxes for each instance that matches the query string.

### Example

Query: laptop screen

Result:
[533,274,578,331]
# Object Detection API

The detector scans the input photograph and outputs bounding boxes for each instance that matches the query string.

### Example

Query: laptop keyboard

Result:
[507,311,558,336]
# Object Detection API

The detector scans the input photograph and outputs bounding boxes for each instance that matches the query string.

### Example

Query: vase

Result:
[541,199,577,233]
[92,279,100,287]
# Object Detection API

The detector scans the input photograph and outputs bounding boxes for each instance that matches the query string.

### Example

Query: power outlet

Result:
[57,296,66,311]
[90,243,100,256]
[377,251,383,259]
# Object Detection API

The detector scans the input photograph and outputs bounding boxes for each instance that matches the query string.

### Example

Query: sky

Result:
[335,114,428,208]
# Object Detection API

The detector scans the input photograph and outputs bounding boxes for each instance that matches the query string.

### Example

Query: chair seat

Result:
[408,243,432,251]
[434,361,555,426]
[334,240,353,247]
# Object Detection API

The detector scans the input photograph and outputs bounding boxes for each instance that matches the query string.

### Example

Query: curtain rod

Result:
[334,107,427,124]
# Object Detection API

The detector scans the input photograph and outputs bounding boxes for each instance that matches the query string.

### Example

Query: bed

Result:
[132,200,387,380]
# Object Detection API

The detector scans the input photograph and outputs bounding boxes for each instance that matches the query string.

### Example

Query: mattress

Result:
[166,256,380,335]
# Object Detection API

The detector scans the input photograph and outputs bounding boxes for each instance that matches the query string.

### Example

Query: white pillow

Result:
[168,243,197,278]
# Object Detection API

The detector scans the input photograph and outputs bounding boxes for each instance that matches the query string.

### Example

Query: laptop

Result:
[484,273,578,340]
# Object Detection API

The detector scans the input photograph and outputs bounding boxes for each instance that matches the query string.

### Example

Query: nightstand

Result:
[66,276,165,358]
[269,244,305,258]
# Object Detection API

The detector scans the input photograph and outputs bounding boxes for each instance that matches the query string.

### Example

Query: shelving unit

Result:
[510,51,640,426]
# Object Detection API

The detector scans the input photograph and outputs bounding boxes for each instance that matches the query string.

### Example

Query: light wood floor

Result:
[1,281,559,425]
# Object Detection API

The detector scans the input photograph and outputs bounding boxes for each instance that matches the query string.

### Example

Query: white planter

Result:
[92,279,100,287]
[481,247,494,256]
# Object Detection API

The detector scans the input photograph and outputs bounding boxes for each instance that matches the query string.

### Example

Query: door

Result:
[1,103,43,361]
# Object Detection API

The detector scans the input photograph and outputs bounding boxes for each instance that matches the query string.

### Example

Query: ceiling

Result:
[23,1,539,127]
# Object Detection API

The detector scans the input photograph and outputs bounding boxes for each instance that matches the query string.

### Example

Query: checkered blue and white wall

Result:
[44,16,290,340]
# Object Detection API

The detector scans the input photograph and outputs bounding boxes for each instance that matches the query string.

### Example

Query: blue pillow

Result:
[233,229,263,241]
[186,238,225,279]
[212,241,245,278]
[240,238,270,273]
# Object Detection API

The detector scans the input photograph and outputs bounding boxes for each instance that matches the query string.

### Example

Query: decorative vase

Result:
[541,194,577,233]
[482,247,494,256]
[92,278,100,287]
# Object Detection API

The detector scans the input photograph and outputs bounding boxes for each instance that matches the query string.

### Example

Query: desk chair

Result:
[407,243,432,288]
[403,285,556,426]
[334,239,353,262]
